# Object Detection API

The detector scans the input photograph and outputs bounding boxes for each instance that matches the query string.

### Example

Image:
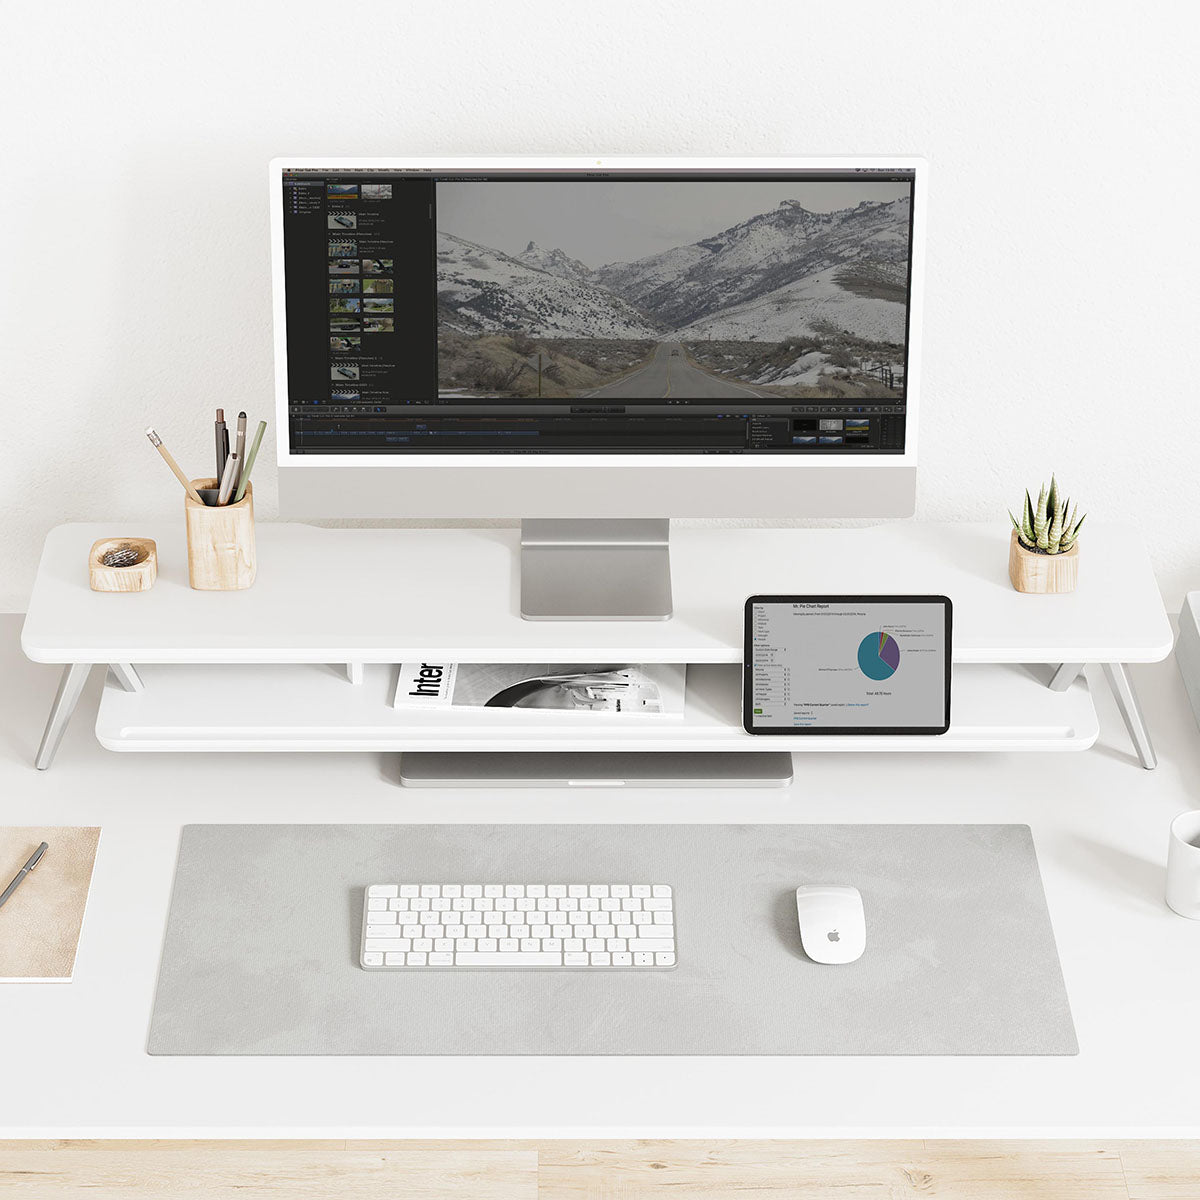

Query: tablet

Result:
[743,595,952,735]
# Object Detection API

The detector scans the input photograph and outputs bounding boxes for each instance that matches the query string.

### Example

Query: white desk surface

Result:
[4,615,1200,1139]
[22,522,1172,664]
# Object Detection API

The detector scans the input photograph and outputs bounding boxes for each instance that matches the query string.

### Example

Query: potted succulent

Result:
[1008,476,1086,594]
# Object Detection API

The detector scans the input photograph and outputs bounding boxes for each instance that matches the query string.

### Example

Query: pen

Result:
[233,411,247,489]
[215,409,228,479]
[0,842,49,913]
[146,428,206,506]
[217,450,240,505]
[233,420,266,503]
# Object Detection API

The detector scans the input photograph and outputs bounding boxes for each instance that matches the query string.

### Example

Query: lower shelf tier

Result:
[95,662,1098,753]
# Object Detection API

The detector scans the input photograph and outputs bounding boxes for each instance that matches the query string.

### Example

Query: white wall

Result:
[2,0,1197,610]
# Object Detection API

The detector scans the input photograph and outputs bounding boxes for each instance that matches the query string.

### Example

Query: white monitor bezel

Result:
[270,155,925,473]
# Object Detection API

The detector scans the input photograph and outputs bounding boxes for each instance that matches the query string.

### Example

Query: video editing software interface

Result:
[281,167,915,455]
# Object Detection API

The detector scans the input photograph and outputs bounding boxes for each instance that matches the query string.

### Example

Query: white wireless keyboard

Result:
[360,883,677,969]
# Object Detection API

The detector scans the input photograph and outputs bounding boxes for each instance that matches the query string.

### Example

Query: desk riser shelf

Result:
[95,662,1097,754]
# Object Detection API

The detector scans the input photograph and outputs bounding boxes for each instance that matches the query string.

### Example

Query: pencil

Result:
[146,428,206,505]
[217,450,240,505]
[233,420,266,503]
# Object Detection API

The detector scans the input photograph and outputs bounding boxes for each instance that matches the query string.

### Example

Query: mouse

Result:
[794,884,866,964]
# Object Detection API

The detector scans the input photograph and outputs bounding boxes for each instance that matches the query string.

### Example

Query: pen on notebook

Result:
[146,428,206,505]
[215,409,228,479]
[0,842,48,913]
[233,420,266,503]
[217,450,240,505]
[233,411,247,488]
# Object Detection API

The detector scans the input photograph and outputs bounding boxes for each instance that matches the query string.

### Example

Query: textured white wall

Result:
[2,0,1197,610]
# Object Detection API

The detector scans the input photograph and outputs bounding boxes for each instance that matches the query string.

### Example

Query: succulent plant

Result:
[1010,475,1085,555]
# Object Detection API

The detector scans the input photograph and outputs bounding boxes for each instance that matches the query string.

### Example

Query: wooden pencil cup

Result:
[185,480,256,591]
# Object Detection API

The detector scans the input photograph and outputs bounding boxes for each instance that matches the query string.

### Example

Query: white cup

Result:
[1166,810,1200,918]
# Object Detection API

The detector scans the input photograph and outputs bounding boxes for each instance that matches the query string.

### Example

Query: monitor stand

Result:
[398,751,794,788]
[520,518,673,621]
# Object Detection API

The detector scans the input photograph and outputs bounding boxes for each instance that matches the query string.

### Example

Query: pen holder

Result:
[185,480,256,591]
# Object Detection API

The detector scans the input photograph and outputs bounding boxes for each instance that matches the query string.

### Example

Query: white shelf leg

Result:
[1102,662,1157,770]
[346,662,364,685]
[108,663,144,693]
[1049,662,1084,691]
[35,663,93,770]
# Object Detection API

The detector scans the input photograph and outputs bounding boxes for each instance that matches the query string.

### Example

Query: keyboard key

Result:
[564,952,589,965]
[645,898,672,911]
[653,885,672,898]
[656,952,676,966]
[420,885,440,897]
[384,952,406,966]
[367,898,387,911]
[613,952,632,966]
[548,884,566,897]
[484,884,503,897]
[528,884,546,898]
[505,884,524,898]
[389,898,409,911]
[399,884,419,898]
[629,938,674,952]
[407,952,428,965]
[634,952,654,966]
[568,885,587,897]
[429,952,454,965]
[369,885,398,898]
[618,925,638,938]
[413,938,432,952]
[366,925,403,938]
[443,884,461,898]
[363,951,384,966]
[589,885,609,898]
[463,884,482,897]
[369,910,397,924]
[612,885,630,898]
[457,952,563,966]
[633,885,651,897]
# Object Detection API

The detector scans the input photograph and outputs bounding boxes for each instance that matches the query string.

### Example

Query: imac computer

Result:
[271,156,924,620]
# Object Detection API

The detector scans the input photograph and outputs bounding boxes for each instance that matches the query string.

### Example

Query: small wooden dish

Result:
[89,537,158,592]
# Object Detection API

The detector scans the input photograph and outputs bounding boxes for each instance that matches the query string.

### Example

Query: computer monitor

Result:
[271,156,925,619]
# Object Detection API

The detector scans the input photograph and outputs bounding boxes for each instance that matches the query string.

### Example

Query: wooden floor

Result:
[1,1141,1198,1198]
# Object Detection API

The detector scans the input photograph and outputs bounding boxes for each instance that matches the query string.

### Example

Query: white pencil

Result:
[216,451,240,505]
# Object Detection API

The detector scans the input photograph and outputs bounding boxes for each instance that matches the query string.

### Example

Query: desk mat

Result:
[148,823,1076,1056]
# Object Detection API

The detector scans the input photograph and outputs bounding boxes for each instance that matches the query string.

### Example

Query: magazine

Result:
[392,662,686,719]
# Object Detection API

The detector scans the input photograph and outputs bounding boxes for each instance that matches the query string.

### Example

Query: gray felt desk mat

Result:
[148,824,1077,1056]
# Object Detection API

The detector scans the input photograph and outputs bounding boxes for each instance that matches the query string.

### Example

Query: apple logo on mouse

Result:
[827,929,840,943]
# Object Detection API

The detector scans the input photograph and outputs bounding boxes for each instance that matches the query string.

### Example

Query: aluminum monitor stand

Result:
[398,751,795,788]
[520,518,673,622]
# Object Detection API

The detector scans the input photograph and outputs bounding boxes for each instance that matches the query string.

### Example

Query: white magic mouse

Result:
[795,885,866,964]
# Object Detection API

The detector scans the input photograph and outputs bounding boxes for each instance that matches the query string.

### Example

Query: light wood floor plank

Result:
[1117,1143,1200,1200]
[0,1148,538,1200]
[535,1140,1129,1199]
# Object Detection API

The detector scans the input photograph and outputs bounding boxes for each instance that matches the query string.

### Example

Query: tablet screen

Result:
[744,596,952,734]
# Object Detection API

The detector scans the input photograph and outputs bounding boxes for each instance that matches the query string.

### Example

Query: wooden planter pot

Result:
[1008,530,1078,594]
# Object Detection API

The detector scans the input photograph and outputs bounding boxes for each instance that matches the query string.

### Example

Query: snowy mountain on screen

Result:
[515,241,594,285]
[597,197,910,342]
[437,233,660,339]
[438,197,909,345]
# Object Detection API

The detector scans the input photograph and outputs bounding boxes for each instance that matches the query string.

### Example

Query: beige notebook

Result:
[0,827,101,983]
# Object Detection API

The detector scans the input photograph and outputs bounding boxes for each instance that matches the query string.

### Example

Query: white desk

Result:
[20,522,1173,767]
[3,613,1200,1139]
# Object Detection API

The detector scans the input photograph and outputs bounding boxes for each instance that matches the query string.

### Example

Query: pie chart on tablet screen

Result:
[858,631,900,681]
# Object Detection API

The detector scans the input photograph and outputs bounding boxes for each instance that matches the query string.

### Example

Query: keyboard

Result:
[360,882,677,969]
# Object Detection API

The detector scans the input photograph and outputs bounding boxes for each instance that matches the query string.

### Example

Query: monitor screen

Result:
[744,595,951,734]
[279,166,916,456]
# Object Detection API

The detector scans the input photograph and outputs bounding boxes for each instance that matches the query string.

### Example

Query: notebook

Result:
[0,827,101,983]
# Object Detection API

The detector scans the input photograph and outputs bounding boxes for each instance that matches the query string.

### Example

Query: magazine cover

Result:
[393,662,686,718]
